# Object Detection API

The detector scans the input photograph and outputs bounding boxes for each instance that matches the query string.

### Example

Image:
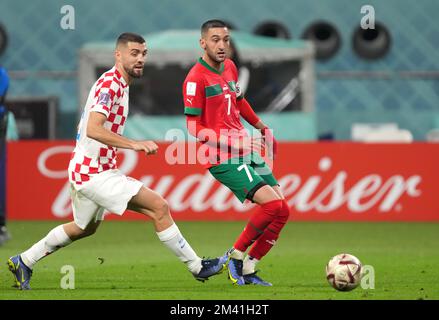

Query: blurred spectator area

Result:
[79,30,315,141]
[0,0,438,140]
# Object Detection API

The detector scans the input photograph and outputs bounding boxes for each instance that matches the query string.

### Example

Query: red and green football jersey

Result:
[183,58,250,167]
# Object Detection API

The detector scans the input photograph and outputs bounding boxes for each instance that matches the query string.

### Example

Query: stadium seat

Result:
[363,129,413,143]
[352,122,413,143]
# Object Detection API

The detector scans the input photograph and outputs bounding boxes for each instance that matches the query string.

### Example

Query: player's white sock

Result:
[229,247,245,260]
[21,225,72,269]
[156,223,202,274]
[243,255,259,275]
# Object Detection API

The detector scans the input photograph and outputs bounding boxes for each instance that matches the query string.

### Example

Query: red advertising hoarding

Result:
[6,141,439,221]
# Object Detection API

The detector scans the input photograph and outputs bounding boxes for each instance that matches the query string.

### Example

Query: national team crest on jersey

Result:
[235,81,242,98]
[97,92,111,105]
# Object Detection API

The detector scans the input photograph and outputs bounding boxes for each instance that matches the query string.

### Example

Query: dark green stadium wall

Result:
[0,0,438,140]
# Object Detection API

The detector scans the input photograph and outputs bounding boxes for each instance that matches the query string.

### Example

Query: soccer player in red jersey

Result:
[7,33,226,290]
[183,20,290,286]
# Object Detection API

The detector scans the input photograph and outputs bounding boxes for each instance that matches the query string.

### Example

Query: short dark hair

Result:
[201,20,228,35]
[116,32,145,47]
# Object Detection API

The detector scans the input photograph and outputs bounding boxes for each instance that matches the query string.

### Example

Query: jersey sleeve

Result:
[183,75,205,116]
[90,78,120,118]
[227,59,244,100]
[235,81,244,100]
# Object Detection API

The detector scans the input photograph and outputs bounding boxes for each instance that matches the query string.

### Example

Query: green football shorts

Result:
[208,152,279,203]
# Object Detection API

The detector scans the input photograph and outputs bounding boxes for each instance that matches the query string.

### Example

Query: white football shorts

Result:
[70,169,143,229]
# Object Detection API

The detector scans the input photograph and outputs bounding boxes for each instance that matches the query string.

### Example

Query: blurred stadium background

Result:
[1,0,439,299]
[1,0,438,141]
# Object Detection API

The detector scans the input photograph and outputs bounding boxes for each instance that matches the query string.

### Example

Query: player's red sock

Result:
[233,199,283,253]
[248,199,290,260]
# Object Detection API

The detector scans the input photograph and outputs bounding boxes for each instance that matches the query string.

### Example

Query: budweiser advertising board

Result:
[6,141,439,221]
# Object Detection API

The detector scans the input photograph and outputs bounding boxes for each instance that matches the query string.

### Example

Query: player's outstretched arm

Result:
[87,111,158,155]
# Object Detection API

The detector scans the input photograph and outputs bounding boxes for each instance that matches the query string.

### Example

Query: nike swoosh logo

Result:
[178,238,186,249]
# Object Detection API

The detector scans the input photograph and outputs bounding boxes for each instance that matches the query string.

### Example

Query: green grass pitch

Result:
[0,220,438,300]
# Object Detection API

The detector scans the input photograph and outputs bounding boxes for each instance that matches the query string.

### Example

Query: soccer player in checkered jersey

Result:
[7,33,226,290]
[183,20,290,286]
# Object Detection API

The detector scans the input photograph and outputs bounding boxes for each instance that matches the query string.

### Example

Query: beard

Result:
[206,48,226,64]
[125,64,144,78]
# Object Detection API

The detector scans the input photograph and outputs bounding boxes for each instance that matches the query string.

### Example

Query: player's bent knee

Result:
[156,198,169,214]
[70,221,99,239]
[270,201,290,231]
[263,199,284,214]
[83,226,98,237]
[150,198,170,221]
[280,200,290,220]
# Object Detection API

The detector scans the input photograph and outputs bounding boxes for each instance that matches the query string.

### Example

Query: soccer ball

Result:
[326,253,362,291]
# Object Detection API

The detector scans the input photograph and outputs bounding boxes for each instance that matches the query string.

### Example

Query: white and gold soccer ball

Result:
[326,253,362,291]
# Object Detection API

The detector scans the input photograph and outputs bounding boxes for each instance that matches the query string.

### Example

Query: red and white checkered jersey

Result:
[68,66,129,185]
